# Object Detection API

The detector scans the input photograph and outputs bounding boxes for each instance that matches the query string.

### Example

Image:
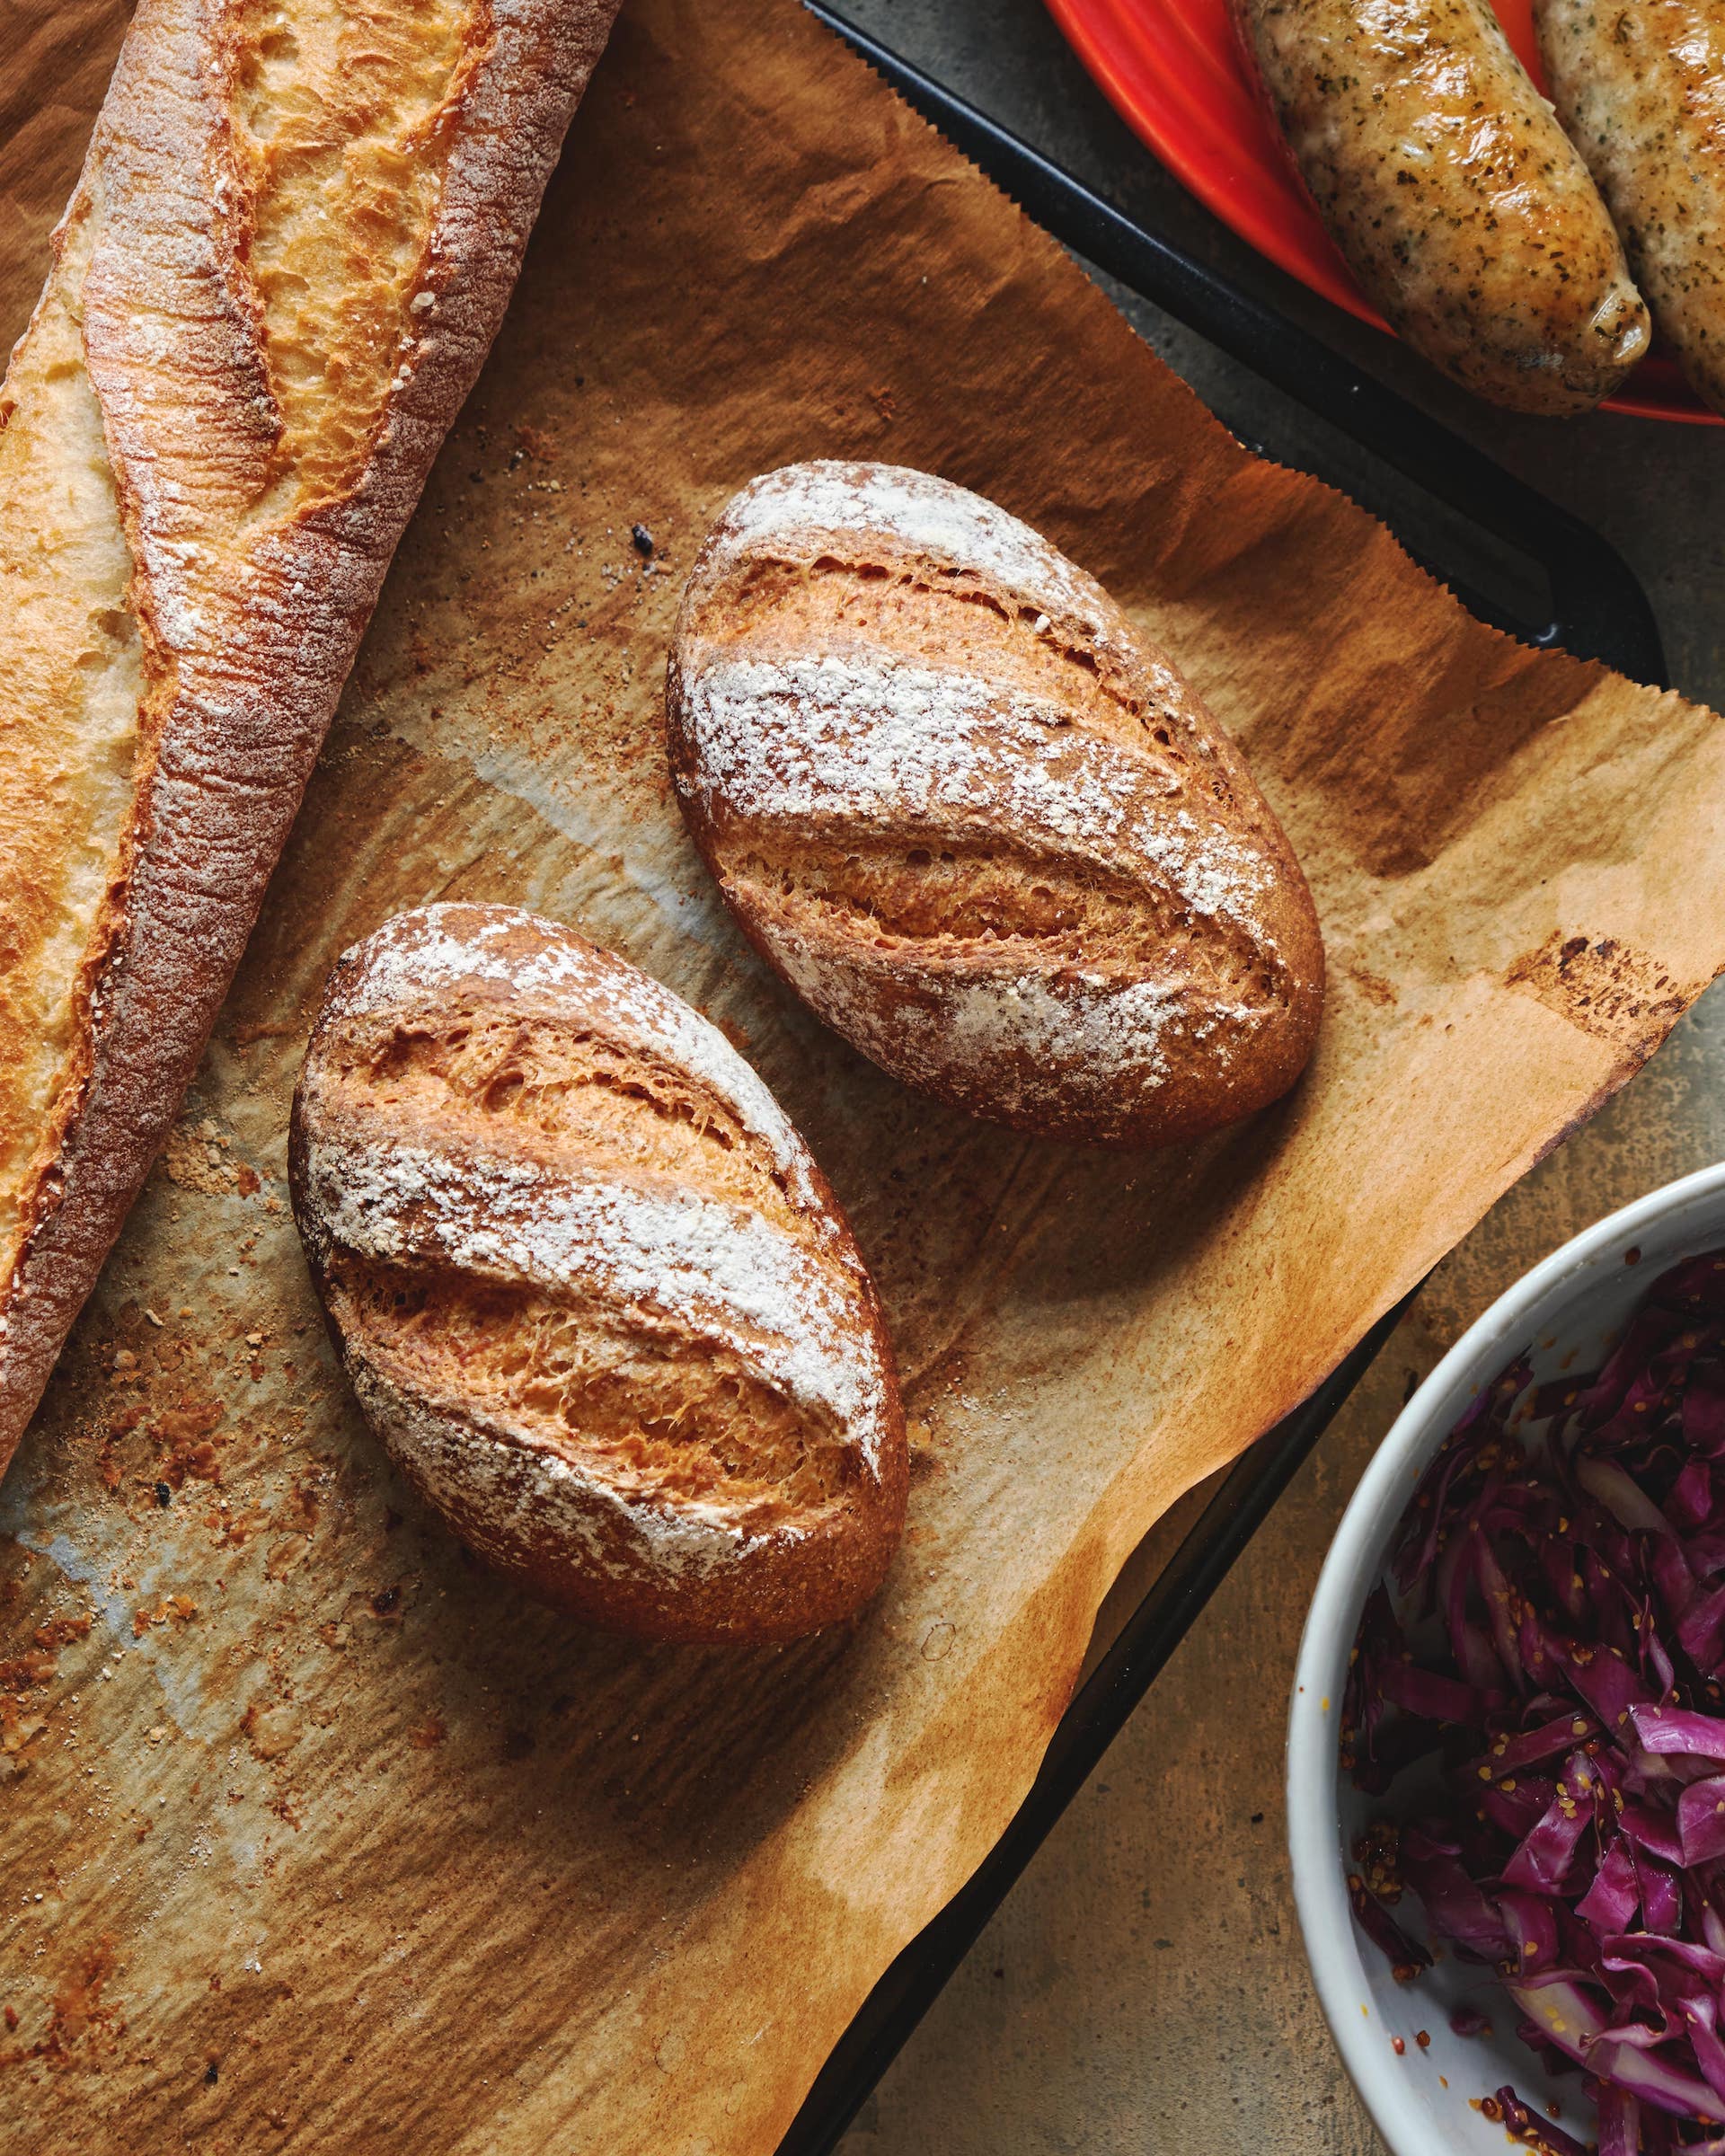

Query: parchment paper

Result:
[5,3,1725,2149]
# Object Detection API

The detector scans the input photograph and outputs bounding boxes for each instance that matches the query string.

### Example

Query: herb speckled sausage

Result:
[1536,0,1725,415]
[1233,0,1651,412]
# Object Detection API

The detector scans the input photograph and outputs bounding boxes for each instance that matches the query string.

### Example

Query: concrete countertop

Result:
[829,4,1725,2150]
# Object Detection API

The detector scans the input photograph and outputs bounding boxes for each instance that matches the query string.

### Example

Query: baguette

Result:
[0,0,623,1474]
[289,906,908,1642]
[668,463,1326,1146]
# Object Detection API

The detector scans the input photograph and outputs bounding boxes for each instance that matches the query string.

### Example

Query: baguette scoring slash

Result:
[0,0,624,1476]
[1231,0,1650,414]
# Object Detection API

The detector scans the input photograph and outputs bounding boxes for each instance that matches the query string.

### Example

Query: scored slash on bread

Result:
[667,461,1325,1147]
[289,906,908,1645]
[0,0,624,1478]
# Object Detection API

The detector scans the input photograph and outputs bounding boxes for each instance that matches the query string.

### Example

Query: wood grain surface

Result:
[4,2,1725,2151]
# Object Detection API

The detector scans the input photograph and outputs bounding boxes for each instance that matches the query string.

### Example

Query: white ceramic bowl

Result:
[1287,1162,1725,2155]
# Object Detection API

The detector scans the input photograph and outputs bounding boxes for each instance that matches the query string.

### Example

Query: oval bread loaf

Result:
[667,462,1325,1147]
[288,905,907,1645]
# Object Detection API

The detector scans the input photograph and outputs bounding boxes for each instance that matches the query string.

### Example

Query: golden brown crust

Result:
[1536,0,1725,418]
[288,905,908,1644]
[0,0,624,1474]
[1232,0,1650,413]
[667,462,1326,1148]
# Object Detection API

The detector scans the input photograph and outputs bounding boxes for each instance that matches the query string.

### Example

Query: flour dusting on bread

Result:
[668,460,1325,1147]
[302,1134,889,1468]
[324,904,828,1211]
[289,904,907,1644]
[713,459,1109,636]
[681,651,1270,929]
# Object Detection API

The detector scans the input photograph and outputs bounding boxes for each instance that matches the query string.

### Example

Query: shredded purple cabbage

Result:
[1348,1250,1725,2150]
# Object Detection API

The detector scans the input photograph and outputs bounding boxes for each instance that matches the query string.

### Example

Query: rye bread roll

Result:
[288,905,907,1645]
[0,0,622,1479]
[667,462,1325,1147]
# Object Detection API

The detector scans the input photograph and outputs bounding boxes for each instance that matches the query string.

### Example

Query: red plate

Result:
[1044,0,1714,425]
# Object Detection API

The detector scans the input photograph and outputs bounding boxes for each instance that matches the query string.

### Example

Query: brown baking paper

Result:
[5,2,1725,2148]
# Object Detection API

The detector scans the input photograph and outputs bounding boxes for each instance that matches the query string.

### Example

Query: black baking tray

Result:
[780,15,1671,2152]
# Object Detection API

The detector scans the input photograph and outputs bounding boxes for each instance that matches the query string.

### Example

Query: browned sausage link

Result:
[1536,0,1725,416]
[1233,0,1650,412]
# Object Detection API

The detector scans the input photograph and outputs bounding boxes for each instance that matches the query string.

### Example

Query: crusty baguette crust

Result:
[668,462,1326,1147]
[0,0,623,1473]
[289,906,908,1644]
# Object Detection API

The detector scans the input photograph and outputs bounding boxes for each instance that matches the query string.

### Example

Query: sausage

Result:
[1232,0,1651,412]
[1535,0,1725,415]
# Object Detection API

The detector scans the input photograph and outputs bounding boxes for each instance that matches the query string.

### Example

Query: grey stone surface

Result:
[821,3,1725,2152]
